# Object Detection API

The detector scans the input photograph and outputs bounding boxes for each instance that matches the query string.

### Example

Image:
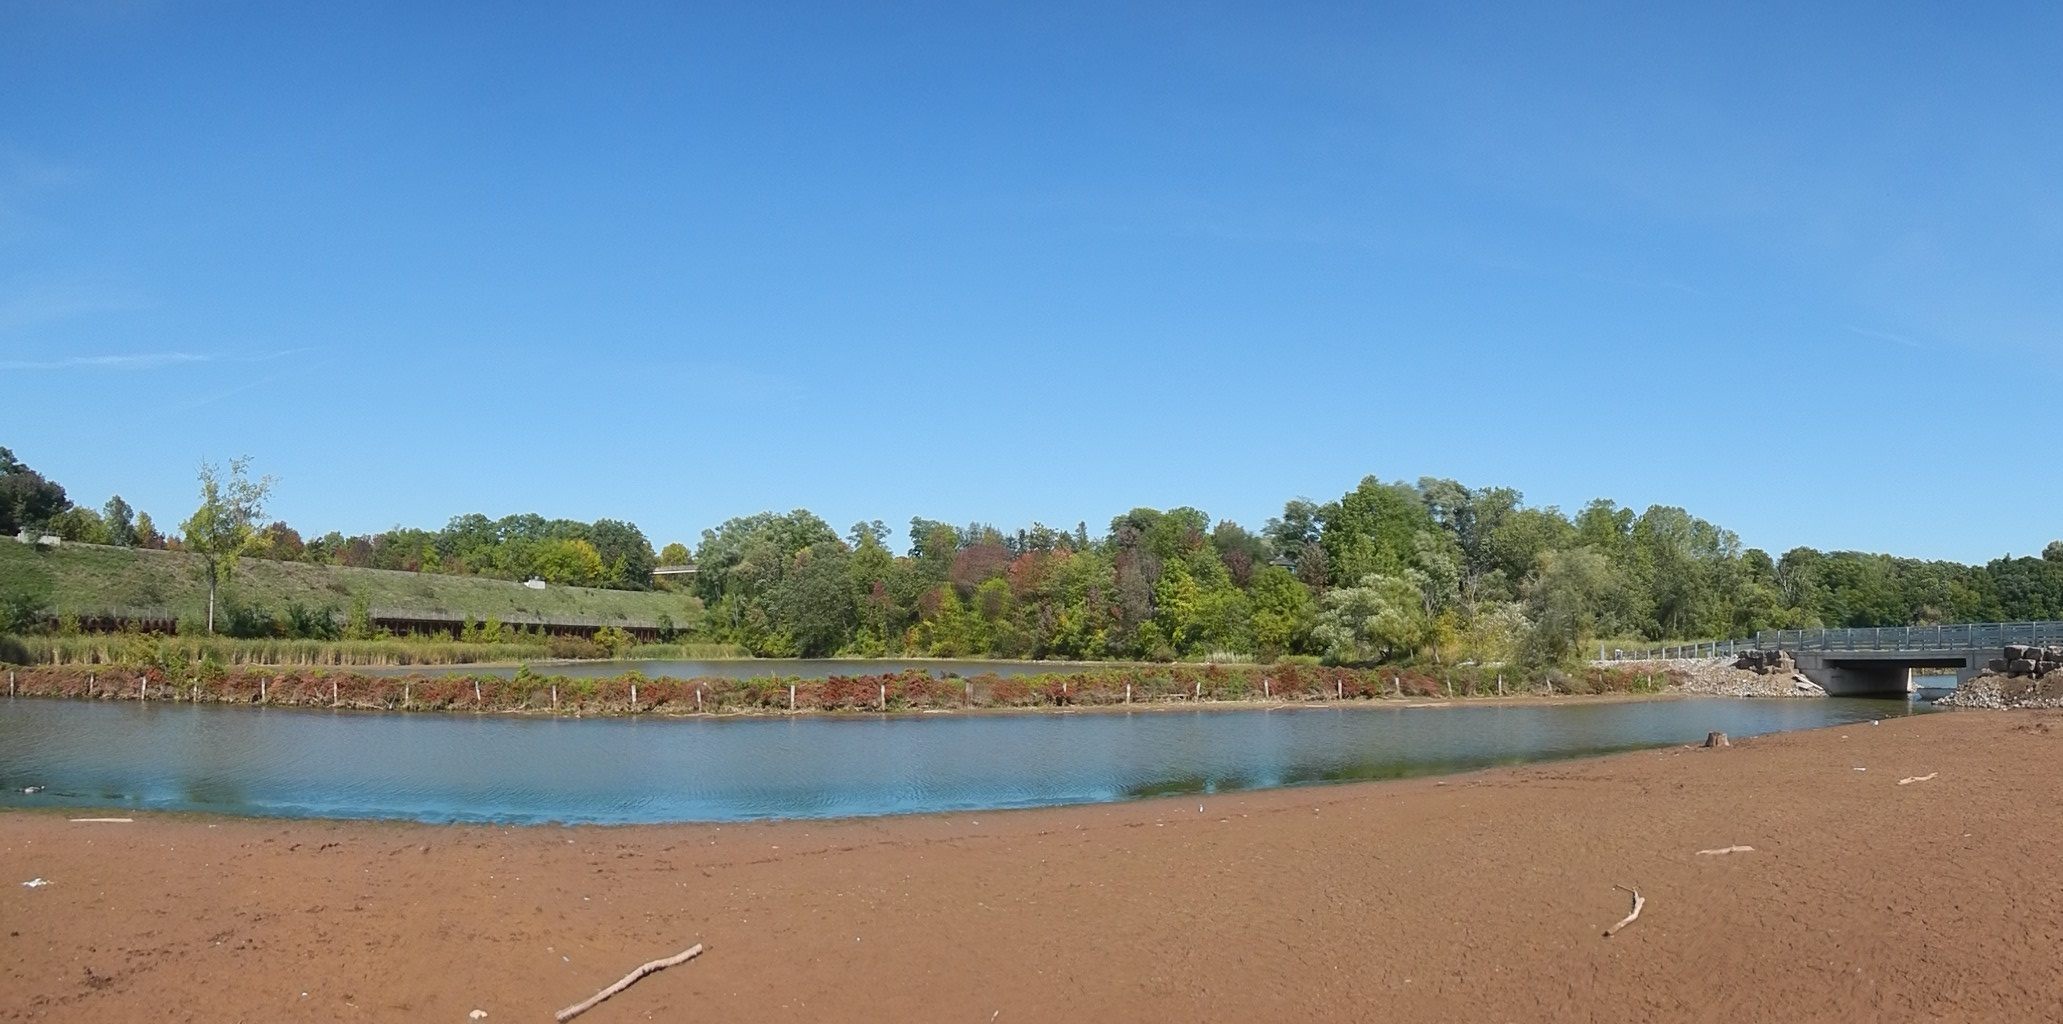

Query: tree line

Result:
[7,446,2062,664]
[4,447,658,592]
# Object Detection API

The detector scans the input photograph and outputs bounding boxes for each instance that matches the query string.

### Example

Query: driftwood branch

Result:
[1897,772,1938,786]
[1604,885,1644,937]
[555,943,704,1022]
[1695,845,1754,856]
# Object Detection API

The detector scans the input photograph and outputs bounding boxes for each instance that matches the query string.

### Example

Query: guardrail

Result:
[1752,622,2063,653]
[1607,621,2063,661]
[1603,639,1758,661]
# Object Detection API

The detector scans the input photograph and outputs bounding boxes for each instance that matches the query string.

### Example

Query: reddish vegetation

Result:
[4,711,2060,1022]
[0,662,1674,715]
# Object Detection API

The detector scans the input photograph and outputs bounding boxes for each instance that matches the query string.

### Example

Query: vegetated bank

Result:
[0,662,1677,716]
[5,632,744,669]
[0,541,703,638]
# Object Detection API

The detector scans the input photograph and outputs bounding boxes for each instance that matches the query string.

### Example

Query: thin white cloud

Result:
[0,352,206,371]
[1842,324,1922,349]
[0,349,303,372]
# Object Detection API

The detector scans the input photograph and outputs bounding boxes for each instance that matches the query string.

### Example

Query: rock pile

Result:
[1935,671,2063,710]
[1622,658,1826,698]
[1986,645,2063,678]
[1733,649,1797,675]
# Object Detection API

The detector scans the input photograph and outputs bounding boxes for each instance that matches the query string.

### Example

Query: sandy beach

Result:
[4,708,2060,1023]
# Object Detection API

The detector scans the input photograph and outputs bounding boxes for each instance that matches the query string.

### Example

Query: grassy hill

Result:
[0,539,703,630]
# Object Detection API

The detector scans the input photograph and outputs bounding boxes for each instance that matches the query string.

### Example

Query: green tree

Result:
[134,511,161,548]
[771,541,856,657]
[1310,572,1430,664]
[179,458,275,634]
[1247,565,1315,656]
[47,506,111,544]
[533,537,607,585]
[1520,548,1630,667]
[588,519,658,590]
[0,447,69,535]
[1318,477,1434,585]
[102,495,138,546]
[658,541,692,565]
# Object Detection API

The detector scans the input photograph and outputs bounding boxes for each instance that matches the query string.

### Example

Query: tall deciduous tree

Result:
[0,447,69,535]
[102,496,138,546]
[179,457,275,634]
[134,511,161,548]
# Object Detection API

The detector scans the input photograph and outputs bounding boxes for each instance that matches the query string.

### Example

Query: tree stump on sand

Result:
[1704,731,1730,748]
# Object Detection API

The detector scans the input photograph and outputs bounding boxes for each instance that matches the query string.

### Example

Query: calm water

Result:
[363,658,1118,680]
[0,697,1923,824]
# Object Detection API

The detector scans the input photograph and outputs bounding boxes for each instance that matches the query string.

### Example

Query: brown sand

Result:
[4,710,2060,1023]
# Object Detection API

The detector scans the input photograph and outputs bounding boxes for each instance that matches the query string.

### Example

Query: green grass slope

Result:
[0,540,702,629]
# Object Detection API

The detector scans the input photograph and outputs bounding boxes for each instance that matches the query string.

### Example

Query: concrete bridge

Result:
[1614,622,2063,697]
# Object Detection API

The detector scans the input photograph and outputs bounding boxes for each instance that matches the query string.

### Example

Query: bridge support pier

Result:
[1793,651,1985,697]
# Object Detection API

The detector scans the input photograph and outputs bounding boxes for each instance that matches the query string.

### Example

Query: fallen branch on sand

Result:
[1604,885,1644,937]
[555,943,704,1022]
[1695,845,1754,856]
[69,818,133,824]
[1898,773,1938,786]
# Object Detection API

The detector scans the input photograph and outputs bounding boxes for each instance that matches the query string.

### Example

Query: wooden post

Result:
[1264,678,1271,698]
[1195,680,1201,700]
[551,683,558,710]
[1336,680,1343,700]
[695,686,702,711]
[474,679,482,705]
[1125,682,1132,703]
[403,681,410,708]
[1392,676,1400,698]
[333,679,339,706]
[260,676,267,703]
[788,684,796,711]
[1497,674,1504,696]
[879,682,886,710]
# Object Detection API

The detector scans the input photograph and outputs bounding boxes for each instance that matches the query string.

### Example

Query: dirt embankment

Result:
[6,710,2061,1023]
[0,662,1674,716]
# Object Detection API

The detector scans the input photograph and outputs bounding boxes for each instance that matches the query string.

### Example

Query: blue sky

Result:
[3,2,2058,562]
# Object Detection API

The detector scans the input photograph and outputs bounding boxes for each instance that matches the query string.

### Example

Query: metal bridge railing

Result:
[1752,622,2063,653]
[1607,621,2063,661]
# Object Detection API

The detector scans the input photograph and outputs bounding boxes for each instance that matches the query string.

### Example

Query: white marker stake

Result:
[1126,683,1132,703]
[551,683,558,710]
[879,683,886,710]
[260,676,267,702]
[630,682,637,710]
[789,684,796,710]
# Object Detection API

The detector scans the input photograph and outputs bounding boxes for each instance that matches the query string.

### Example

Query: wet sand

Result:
[4,709,2060,1023]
